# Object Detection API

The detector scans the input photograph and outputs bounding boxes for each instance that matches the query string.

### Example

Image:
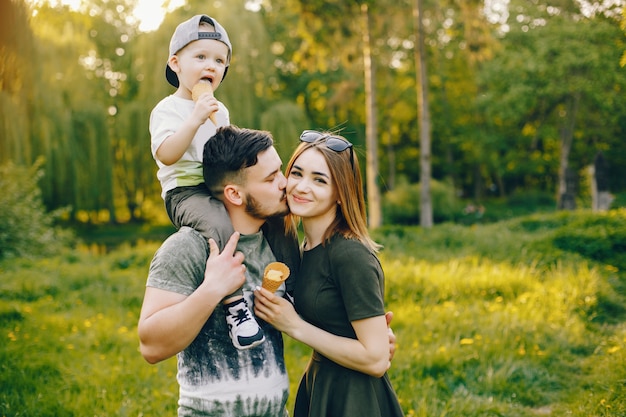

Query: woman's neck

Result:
[302,212,335,250]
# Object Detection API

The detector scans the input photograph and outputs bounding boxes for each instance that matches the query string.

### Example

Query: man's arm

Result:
[385,311,396,362]
[138,233,245,363]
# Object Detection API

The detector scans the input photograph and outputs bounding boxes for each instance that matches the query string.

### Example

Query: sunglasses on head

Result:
[299,130,354,168]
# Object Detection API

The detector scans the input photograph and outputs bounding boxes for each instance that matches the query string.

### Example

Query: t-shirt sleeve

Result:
[149,98,183,159]
[217,101,230,127]
[146,227,208,296]
[330,239,386,322]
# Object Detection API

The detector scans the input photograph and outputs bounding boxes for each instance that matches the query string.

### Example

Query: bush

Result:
[0,160,73,259]
[552,209,626,270]
[610,191,626,209]
[382,177,463,225]
[465,191,556,224]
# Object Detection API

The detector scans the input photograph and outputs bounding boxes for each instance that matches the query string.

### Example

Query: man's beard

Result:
[244,193,289,220]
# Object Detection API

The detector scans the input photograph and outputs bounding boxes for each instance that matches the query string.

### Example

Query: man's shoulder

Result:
[159,226,208,255]
[148,227,208,293]
[165,226,206,243]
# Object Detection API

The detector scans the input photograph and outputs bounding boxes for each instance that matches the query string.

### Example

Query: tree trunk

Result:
[414,0,433,228]
[387,142,396,191]
[361,3,382,228]
[557,94,580,210]
[591,151,612,211]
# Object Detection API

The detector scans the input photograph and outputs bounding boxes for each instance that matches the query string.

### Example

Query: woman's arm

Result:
[254,287,390,377]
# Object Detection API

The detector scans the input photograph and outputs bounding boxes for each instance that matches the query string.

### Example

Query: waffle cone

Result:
[191,82,217,124]
[192,82,214,101]
[262,262,290,293]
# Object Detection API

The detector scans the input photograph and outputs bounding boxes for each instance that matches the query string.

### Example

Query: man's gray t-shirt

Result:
[146,226,289,417]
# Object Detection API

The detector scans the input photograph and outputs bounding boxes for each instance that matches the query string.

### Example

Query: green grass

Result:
[2,210,626,416]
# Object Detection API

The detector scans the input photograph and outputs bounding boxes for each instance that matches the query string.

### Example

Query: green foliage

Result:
[552,209,626,272]
[5,0,626,223]
[611,191,626,209]
[2,211,626,416]
[382,178,463,225]
[375,210,626,416]
[461,190,557,224]
[506,189,555,210]
[0,160,73,260]
[0,241,176,416]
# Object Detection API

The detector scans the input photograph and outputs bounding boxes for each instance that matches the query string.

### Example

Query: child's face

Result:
[169,29,229,97]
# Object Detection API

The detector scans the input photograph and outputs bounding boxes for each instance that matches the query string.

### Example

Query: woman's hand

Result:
[253,286,300,334]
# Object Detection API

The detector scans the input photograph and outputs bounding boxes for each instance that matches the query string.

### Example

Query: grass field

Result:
[1,210,625,416]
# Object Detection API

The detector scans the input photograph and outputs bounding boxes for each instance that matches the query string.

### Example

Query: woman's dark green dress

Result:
[293,235,404,417]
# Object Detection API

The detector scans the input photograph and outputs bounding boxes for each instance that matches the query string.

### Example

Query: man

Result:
[138,125,394,416]
[138,126,298,416]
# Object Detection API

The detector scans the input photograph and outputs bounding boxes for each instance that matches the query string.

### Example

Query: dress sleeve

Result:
[330,238,386,322]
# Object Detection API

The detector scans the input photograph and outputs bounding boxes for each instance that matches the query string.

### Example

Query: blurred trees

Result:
[1,0,626,225]
[0,160,74,259]
[478,1,626,202]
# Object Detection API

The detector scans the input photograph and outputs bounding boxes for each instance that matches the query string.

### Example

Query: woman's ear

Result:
[223,184,243,206]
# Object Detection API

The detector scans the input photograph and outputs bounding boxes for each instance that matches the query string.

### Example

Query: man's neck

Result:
[229,210,264,235]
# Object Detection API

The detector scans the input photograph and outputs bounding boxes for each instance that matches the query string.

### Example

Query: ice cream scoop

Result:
[262,262,290,293]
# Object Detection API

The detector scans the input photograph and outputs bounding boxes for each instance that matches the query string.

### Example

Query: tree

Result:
[0,160,73,259]
[29,1,131,221]
[361,3,382,228]
[478,4,626,207]
[0,0,36,166]
[413,0,433,228]
[263,0,413,227]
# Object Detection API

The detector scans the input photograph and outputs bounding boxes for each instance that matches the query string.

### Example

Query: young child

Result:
[149,14,264,350]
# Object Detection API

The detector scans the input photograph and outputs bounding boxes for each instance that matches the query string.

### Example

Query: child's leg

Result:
[223,296,265,350]
[167,186,265,350]
[166,185,234,249]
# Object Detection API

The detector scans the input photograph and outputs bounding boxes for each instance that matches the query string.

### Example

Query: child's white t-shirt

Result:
[149,95,230,199]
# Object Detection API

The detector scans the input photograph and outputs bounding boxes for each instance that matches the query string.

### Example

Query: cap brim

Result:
[165,64,179,88]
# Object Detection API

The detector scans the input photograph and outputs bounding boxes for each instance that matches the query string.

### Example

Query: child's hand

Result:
[191,95,219,125]
[192,82,218,125]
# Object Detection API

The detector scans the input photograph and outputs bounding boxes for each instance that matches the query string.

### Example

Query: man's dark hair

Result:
[203,125,274,198]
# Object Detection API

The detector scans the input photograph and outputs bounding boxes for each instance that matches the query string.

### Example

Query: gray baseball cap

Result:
[165,15,232,88]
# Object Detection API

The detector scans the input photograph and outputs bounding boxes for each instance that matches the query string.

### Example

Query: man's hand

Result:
[385,311,396,362]
[202,232,246,298]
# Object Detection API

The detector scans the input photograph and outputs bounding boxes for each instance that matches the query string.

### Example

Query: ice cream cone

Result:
[262,262,290,293]
[191,81,217,125]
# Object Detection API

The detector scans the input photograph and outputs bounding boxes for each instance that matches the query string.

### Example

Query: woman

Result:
[254,130,404,417]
